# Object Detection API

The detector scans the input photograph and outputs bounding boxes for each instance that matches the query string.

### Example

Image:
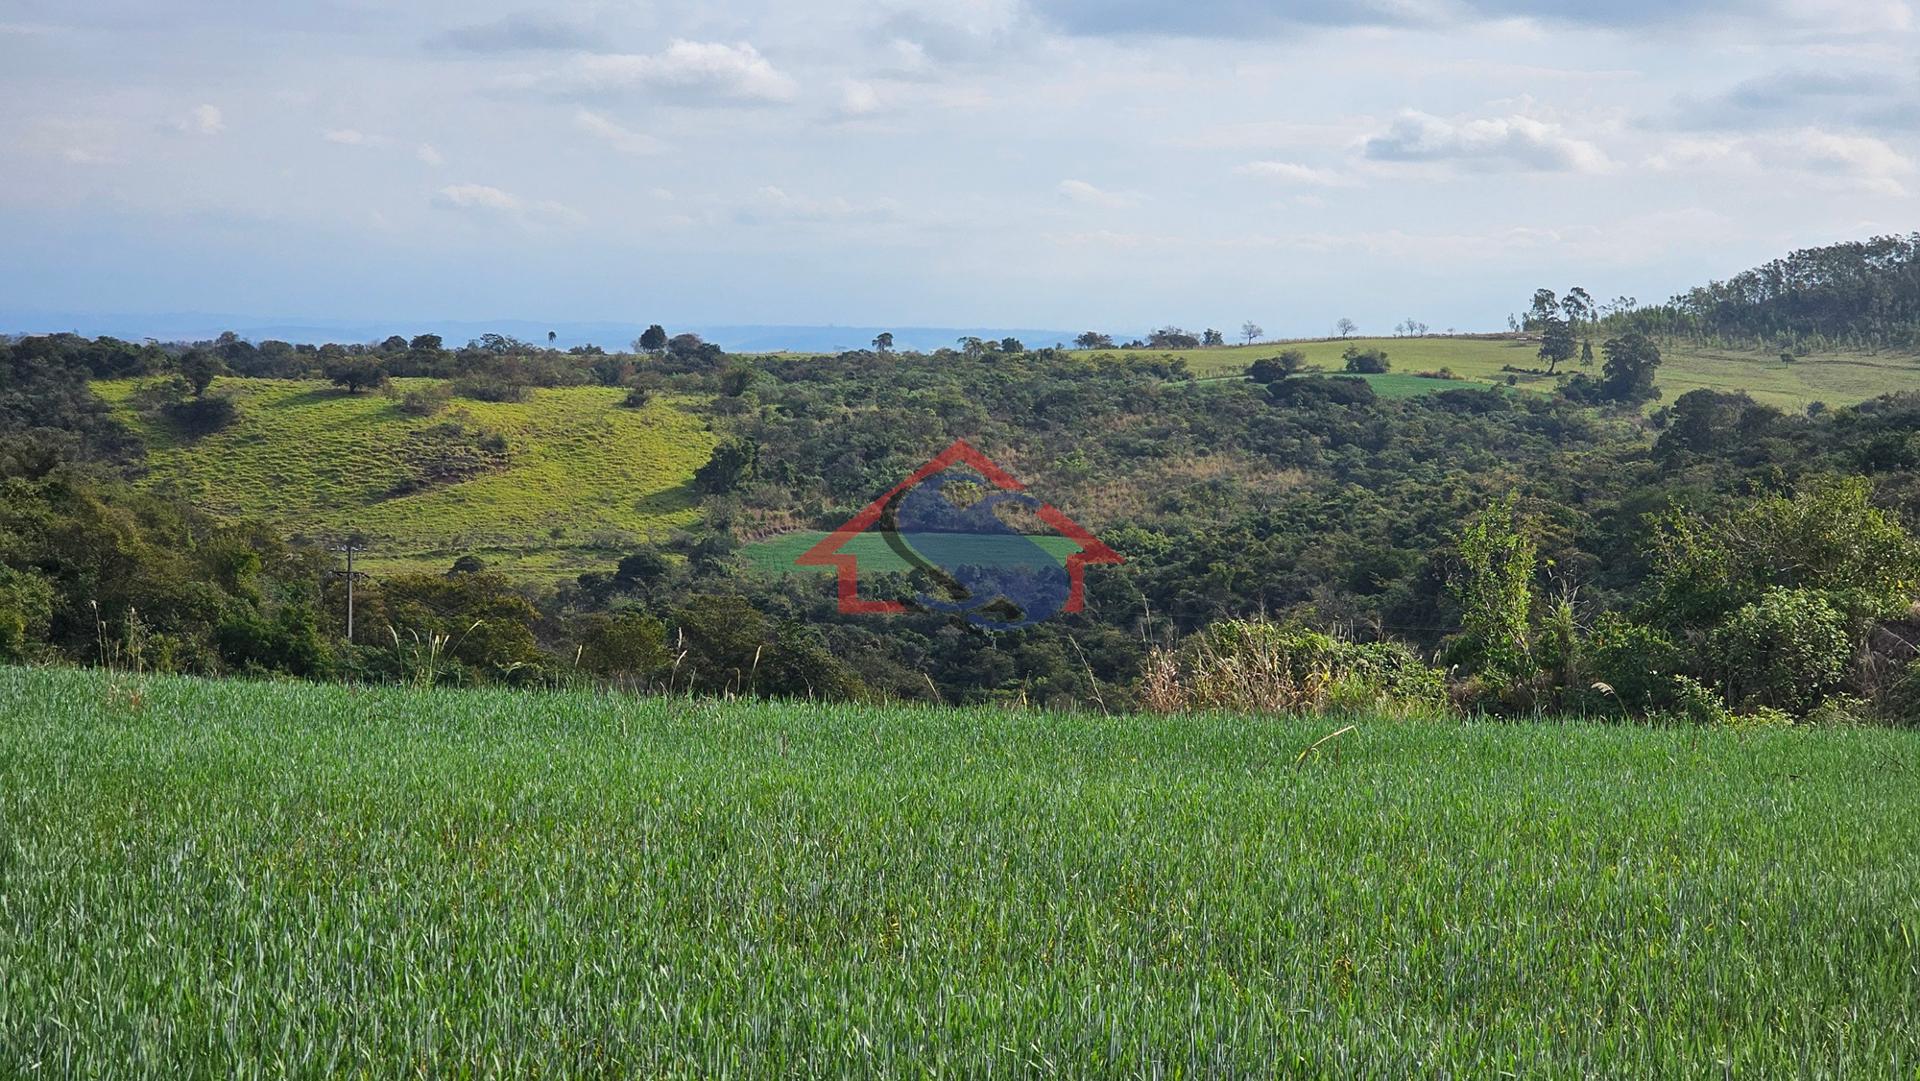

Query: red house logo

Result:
[795,439,1122,628]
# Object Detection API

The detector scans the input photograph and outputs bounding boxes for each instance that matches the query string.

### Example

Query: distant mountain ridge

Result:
[0,311,1088,355]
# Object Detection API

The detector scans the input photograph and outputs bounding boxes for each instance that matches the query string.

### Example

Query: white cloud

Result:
[737,185,899,224]
[516,40,797,105]
[1648,129,1917,194]
[416,143,445,166]
[323,128,378,146]
[174,104,223,136]
[1234,161,1350,186]
[837,80,884,117]
[436,183,521,211]
[572,109,664,154]
[1057,178,1141,208]
[434,183,585,226]
[1361,110,1612,173]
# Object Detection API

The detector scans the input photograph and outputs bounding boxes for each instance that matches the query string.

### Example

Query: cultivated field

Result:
[93,378,713,577]
[4,666,1916,1076]
[1079,335,1920,409]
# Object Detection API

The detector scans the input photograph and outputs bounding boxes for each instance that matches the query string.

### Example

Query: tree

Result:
[1247,349,1308,383]
[636,324,668,356]
[872,332,894,353]
[178,350,224,397]
[323,356,387,394]
[547,330,557,345]
[408,333,443,354]
[1650,475,1920,629]
[1075,331,1115,350]
[1342,345,1389,373]
[1580,338,1595,367]
[1335,318,1358,338]
[1449,492,1536,686]
[1537,317,1577,373]
[1528,288,1559,329]
[1201,328,1225,347]
[379,335,408,353]
[693,438,759,494]
[1000,337,1024,353]
[1147,326,1200,349]
[957,336,986,358]
[1599,331,1661,403]
[1240,321,1263,345]
[1562,287,1594,329]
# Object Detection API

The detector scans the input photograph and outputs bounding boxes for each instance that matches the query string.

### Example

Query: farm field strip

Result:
[3,666,1917,1075]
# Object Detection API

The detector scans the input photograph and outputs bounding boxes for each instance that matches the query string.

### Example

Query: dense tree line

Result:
[1610,234,1920,350]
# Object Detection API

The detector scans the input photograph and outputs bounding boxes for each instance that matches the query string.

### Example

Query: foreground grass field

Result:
[1078,335,1920,409]
[93,378,714,574]
[3,666,1916,1076]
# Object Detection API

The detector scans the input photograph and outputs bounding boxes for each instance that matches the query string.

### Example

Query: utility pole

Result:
[329,537,366,643]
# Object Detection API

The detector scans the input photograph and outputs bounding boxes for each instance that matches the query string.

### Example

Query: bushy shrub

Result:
[396,383,452,416]
[161,394,239,438]
[1709,587,1850,715]
[1585,613,1683,714]
[1143,619,1447,717]
[1342,345,1390,374]
[451,375,530,403]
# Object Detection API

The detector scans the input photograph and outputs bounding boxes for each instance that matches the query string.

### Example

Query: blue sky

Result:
[1,0,1914,338]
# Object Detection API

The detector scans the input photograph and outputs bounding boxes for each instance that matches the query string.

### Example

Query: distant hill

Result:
[2,312,1085,355]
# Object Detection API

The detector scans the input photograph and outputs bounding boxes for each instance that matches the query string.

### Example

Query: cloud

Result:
[437,183,520,211]
[735,185,899,224]
[323,128,381,146]
[511,40,797,105]
[1670,68,1917,133]
[1361,110,1612,173]
[837,80,884,118]
[431,12,602,53]
[1647,129,1916,194]
[1023,0,1905,35]
[572,109,664,154]
[1057,179,1141,208]
[416,143,445,166]
[434,183,586,224]
[172,103,223,136]
[1234,161,1349,186]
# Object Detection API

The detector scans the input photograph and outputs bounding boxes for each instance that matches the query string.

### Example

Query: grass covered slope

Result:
[93,377,714,570]
[1081,335,1920,408]
[3,667,1917,1075]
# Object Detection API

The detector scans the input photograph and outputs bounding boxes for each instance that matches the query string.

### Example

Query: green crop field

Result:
[1080,335,1920,409]
[742,530,1083,575]
[4,665,1916,1076]
[92,378,714,578]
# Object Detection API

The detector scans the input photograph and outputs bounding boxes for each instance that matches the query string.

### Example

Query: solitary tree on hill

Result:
[1335,318,1358,338]
[1241,321,1262,345]
[872,332,894,352]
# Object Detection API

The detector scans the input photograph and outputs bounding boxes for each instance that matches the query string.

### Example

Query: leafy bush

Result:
[451,376,530,403]
[1342,346,1390,374]
[1585,614,1683,714]
[161,394,239,438]
[1143,619,1446,717]
[396,384,452,416]
[1709,587,1850,715]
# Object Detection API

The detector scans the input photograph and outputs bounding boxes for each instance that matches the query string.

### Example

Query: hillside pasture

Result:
[92,377,714,572]
[1078,335,1920,409]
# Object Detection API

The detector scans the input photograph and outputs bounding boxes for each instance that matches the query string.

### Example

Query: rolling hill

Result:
[92,377,714,580]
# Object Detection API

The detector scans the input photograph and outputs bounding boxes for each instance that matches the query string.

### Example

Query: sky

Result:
[1,0,1915,339]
